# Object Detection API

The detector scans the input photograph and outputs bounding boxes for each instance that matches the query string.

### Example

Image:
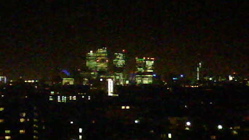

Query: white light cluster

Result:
[107,79,114,96]
[121,106,130,109]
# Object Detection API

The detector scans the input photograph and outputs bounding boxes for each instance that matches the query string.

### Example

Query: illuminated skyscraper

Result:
[135,57,155,84]
[95,47,108,72]
[197,62,202,81]
[113,50,126,85]
[86,47,109,79]
[86,50,97,72]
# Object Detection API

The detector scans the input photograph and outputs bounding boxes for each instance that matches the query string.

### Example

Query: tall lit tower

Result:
[113,50,126,85]
[196,62,202,81]
[95,47,108,72]
[135,57,155,84]
[86,47,109,79]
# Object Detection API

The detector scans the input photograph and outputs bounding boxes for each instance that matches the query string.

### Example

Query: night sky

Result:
[0,0,248,79]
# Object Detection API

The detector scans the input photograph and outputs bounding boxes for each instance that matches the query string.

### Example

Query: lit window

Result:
[20,129,25,134]
[168,133,172,139]
[186,121,191,126]
[20,118,25,123]
[0,107,4,111]
[20,112,26,117]
[218,125,223,130]
[234,126,240,129]
[79,128,83,133]
[79,135,82,139]
[210,135,216,140]
[134,120,140,124]
[49,96,53,101]
[33,124,38,128]
[57,96,61,102]
[73,96,77,100]
[5,136,11,140]
[62,96,67,102]
[5,130,11,134]
[0,119,4,123]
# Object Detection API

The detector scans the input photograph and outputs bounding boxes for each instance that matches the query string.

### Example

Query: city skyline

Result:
[1,1,248,79]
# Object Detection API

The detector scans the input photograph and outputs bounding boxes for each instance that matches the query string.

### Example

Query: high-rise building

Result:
[86,47,109,79]
[1,85,44,140]
[135,57,155,84]
[196,62,202,81]
[113,50,126,85]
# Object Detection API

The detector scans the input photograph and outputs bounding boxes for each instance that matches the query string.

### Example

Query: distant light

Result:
[126,106,130,109]
[180,74,184,78]
[135,119,140,124]
[107,79,114,96]
[173,78,178,80]
[79,128,83,133]
[218,125,223,130]
[20,118,25,123]
[153,74,156,77]
[5,136,11,140]
[20,112,26,117]
[168,133,172,139]
[121,106,125,109]
[79,135,82,140]
[210,135,216,140]
[0,107,4,111]
[100,78,103,81]
[5,130,11,134]
[19,129,25,134]
[232,130,238,135]
[186,121,191,126]
[70,121,74,124]
[0,119,4,123]
[185,127,190,130]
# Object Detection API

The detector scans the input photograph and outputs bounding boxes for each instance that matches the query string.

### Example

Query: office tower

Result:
[197,62,202,81]
[95,47,108,72]
[1,85,44,140]
[113,50,126,85]
[86,47,109,79]
[135,57,155,84]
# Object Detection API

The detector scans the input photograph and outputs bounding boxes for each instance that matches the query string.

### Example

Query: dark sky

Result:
[0,0,248,79]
